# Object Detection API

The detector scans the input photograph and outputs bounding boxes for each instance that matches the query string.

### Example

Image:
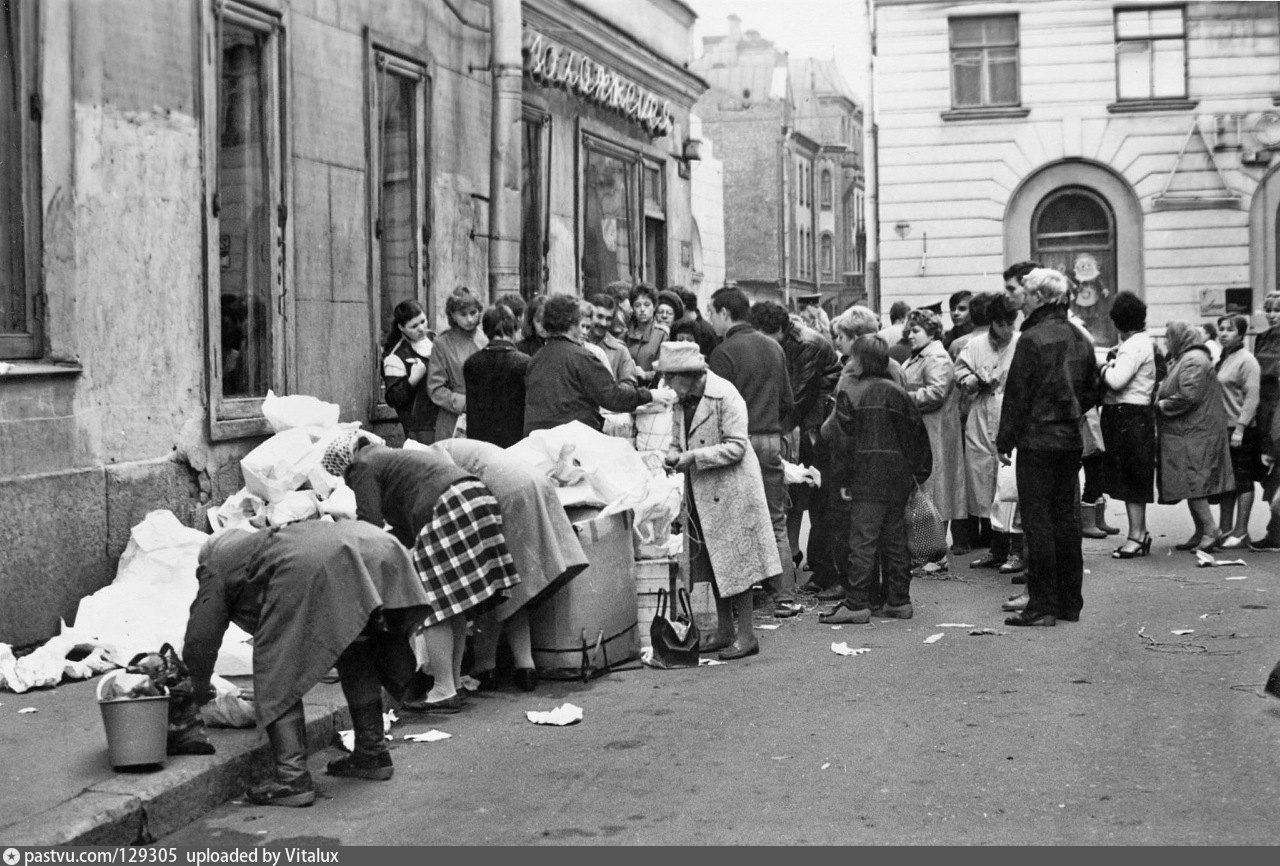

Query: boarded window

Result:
[949,15,1020,109]
[1115,7,1186,101]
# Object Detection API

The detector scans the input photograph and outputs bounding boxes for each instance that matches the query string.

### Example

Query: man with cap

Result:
[659,342,780,659]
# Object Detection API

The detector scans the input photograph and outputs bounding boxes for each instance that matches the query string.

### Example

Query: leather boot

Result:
[327,702,392,781]
[247,702,316,807]
[1095,499,1120,535]
[1080,502,1107,539]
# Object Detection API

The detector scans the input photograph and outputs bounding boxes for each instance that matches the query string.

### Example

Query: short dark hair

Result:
[494,292,526,324]
[850,335,890,379]
[985,292,1019,326]
[482,304,518,340]
[1201,321,1218,341]
[677,289,699,316]
[1108,291,1147,333]
[587,292,616,313]
[711,287,750,322]
[1002,261,1041,285]
[748,300,790,335]
[606,280,633,303]
[541,294,582,335]
[629,282,658,307]
[521,294,546,341]
[670,319,700,342]
[1217,314,1248,340]
[967,293,992,328]
[888,300,910,323]
[948,290,973,312]
[906,308,944,341]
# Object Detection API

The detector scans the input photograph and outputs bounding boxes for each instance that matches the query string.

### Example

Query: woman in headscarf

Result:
[323,431,520,712]
[427,438,589,690]
[902,308,967,568]
[1156,321,1235,552]
[183,520,432,806]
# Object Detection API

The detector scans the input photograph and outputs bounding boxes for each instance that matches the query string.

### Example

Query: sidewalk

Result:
[0,676,349,846]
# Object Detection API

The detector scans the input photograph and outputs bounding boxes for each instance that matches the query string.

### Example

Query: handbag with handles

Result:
[649,587,701,669]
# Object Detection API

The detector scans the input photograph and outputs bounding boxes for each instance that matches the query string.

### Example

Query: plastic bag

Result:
[266,490,320,526]
[783,460,822,487]
[262,390,340,433]
[318,481,357,520]
[634,404,674,452]
[116,510,211,587]
[602,470,684,559]
[506,421,652,508]
[601,411,635,441]
[208,488,266,533]
[995,454,1018,503]
[200,676,256,728]
[240,428,318,503]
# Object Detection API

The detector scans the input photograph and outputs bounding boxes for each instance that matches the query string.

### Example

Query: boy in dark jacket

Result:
[818,335,932,624]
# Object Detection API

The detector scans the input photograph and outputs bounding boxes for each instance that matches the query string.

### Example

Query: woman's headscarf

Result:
[1164,320,1205,359]
[320,430,383,477]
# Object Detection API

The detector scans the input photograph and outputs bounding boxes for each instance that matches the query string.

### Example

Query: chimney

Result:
[727,14,742,43]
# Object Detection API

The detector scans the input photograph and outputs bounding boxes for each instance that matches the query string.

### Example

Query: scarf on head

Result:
[321,430,362,477]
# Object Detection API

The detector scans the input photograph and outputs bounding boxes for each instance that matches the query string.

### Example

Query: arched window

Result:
[1032,186,1118,346]
[820,232,834,277]
[820,169,833,210]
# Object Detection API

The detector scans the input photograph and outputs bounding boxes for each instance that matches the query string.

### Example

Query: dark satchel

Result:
[649,588,701,669]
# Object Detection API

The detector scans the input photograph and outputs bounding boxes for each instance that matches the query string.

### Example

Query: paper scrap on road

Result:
[924,633,945,644]
[18,707,37,714]
[459,675,482,692]
[1171,629,1195,635]
[699,658,727,666]
[1225,576,1248,581]
[969,628,1007,636]
[403,730,451,743]
[526,703,583,726]
[937,623,975,628]
[1195,550,1247,568]
[830,625,843,630]
[830,642,870,656]
[821,762,831,770]
[757,624,780,630]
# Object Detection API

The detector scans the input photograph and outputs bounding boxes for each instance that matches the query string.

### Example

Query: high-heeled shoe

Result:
[1112,534,1152,559]
[1195,533,1225,553]
[1174,533,1203,551]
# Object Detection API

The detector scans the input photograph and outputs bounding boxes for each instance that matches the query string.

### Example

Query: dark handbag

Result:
[649,587,701,669]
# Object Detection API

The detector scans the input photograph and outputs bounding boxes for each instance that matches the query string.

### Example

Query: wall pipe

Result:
[488,0,522,300]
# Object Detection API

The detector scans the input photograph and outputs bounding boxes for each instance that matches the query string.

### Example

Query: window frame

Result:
[820,232,834,279]
[1113,5,1188,103]
[365,35,434,422]
[1,0,43,360]
[201,0,290,441]
[520,104,551,300]
[820,167,833,210]
[947,14,1021,111]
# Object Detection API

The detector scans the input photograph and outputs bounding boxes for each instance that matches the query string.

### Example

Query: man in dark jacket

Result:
[709,287,799,617]
[997,268,1100,626]
[524,294,669,434]
[677,288,720,359]
[818,335,932,624]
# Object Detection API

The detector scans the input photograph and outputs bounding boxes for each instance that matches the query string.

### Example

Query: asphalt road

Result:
[161,503,1280,846]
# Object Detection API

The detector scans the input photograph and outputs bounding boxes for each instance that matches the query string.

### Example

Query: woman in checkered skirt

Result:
[323,431,520,713]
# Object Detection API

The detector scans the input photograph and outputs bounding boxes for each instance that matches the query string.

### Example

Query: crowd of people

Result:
[184,269,1280,806]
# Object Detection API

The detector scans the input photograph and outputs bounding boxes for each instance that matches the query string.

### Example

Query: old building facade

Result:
[692,17,865,314]
[0,0,705,647]
[875,0,1280,345]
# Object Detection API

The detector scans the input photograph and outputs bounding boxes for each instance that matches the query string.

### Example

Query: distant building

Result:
[874,0,1280,345]
[689,113,726,312]
[693,16,865,315]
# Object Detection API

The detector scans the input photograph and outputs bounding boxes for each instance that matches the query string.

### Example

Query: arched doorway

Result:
[1032,187,1119,346]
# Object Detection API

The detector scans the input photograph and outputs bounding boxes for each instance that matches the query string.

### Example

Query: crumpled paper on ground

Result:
[403,730,452,743]
[830,642,870,657]
[339,708,399,751]
[923,633,945,644]
[1195,550,1247,568]
[525,702,584,726]
[640,648,727,668]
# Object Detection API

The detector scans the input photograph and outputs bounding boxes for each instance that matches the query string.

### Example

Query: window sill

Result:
[1107,99,1197,114]
[941,106,1030,122]
[0,360,84,380]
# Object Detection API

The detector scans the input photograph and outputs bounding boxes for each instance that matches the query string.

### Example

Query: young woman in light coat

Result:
[660,342,781,661]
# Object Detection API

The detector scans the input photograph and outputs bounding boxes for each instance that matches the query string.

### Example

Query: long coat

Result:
[903,339,968,521]
[427,327,487,441]
[1157,345,1234,503]
[954,331,1019,517]
[672,371,781,598]
[429,439,589,621]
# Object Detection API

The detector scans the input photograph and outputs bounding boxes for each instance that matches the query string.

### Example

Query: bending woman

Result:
[183,520,432,806]
[323,431,520,712]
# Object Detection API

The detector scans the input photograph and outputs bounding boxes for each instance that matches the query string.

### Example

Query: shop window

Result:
[643,162,666,290]
[371,49,432,348]
[205,2,286,439]
[820,233,834,278]
[580,136,668,294]
[1115,7,1186,101]
[1,0,41,360]
[820,169,833,210]
[521,110,549,299]
[1032,187,1119,348]
[949,15,1020,109]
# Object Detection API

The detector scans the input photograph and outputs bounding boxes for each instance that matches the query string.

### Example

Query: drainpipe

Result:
[864,0,880,310]
[488,0,522,300]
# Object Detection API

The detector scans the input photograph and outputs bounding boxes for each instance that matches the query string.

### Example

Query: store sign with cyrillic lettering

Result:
[522,29,675,138]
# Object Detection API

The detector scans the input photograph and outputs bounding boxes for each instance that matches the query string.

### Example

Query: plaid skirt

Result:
[411,479,521,626]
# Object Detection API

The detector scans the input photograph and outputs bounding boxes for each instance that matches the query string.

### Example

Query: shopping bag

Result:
[906,484,948,567]
[634,404,674,453]
[648,588,700,669]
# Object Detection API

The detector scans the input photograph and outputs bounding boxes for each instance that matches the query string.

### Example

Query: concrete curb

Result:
[1,688,349,847]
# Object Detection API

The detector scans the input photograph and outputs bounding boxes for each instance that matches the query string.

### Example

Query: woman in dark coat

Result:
[323,432,521,713]
[1157,321,1235,552]
[183,520,432,806]
[381,299,437,445]
[463,305,530,448]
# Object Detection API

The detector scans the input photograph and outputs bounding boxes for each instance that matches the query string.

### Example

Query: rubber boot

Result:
[247,702,316,807]
[1095,499,1120,535]
[326,702,393,780]
[1080,502,1107,539]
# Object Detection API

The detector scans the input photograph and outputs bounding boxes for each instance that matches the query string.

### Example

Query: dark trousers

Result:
[843,493,912,612]
[800,432,840,587]
[1017,448,1084,617]
[751,433,796,603]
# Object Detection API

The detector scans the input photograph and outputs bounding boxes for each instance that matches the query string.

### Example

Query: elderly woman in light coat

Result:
[659,342,781,661]
[902,309,968,557]
[1157,321,1235,552]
